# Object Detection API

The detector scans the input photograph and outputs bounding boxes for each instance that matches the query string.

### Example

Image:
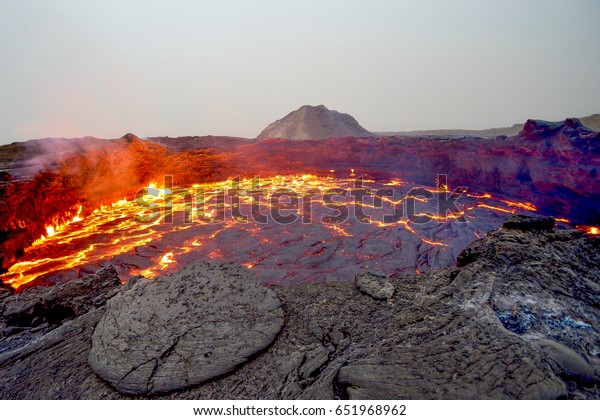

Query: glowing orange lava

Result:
[1,175,544,289]
[574,225,599,235]
[32,205,84,246]
[160,252,175,267]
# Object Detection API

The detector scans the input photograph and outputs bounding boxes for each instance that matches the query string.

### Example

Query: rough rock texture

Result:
[88,262,284,395]
[0,221,599,399]
[334,227,600,399]
[503,215,555,231]
[148,135,256,152]
[0,266,122,354]
[355,272,395,300]
[257,105,374,140]
[0,266,123,399]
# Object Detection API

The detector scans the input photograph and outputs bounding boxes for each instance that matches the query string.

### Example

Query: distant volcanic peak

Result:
[121,133,142,143]
[257,105,374,140]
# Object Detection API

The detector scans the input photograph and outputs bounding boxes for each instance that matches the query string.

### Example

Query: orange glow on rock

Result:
[1,174,554,290]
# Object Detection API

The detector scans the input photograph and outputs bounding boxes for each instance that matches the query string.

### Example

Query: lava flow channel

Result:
[1,174,544,289]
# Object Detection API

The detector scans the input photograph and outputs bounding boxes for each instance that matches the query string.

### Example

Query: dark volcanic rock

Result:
[355,272,395,300]
[0,223,599,399]
[3,266,121,329]
[257,105,374,140]
[537,339,595,385]
[88,262,284,395]
[520,118,596,147]
[148,135,256,152]
[335,227,600,399]
[503,215,555,231]
[0,266,122,356]
[0,265,123,398]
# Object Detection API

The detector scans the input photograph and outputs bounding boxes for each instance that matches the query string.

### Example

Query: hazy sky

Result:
[0,0,599,144]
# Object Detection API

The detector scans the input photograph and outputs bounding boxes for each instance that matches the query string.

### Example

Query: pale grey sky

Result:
[0,0,598,144]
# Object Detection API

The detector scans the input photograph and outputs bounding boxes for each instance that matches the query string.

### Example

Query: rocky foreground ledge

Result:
[0,216,599,399]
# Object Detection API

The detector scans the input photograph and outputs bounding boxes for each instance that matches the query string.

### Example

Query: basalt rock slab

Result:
[3,265,121,329]
[334,228,600,399]
[0,265,122,357]
[537,339,595,385]
[88,261,284,395]
[355,272,395,300]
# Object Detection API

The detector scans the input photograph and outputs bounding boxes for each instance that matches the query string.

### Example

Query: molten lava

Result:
[577,225,600,235]
[33,205,84,246]
[1,174,542,289]
[160,252,175,267]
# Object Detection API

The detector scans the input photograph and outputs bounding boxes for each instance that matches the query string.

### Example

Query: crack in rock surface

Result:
[88,261,284,395]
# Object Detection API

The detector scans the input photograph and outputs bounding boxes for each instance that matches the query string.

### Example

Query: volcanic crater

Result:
[0,106,599,290]
[0,106,599,400]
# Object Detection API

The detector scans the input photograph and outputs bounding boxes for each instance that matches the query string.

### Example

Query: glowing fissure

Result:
[32,205,84,246]
[0,174,574,289]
